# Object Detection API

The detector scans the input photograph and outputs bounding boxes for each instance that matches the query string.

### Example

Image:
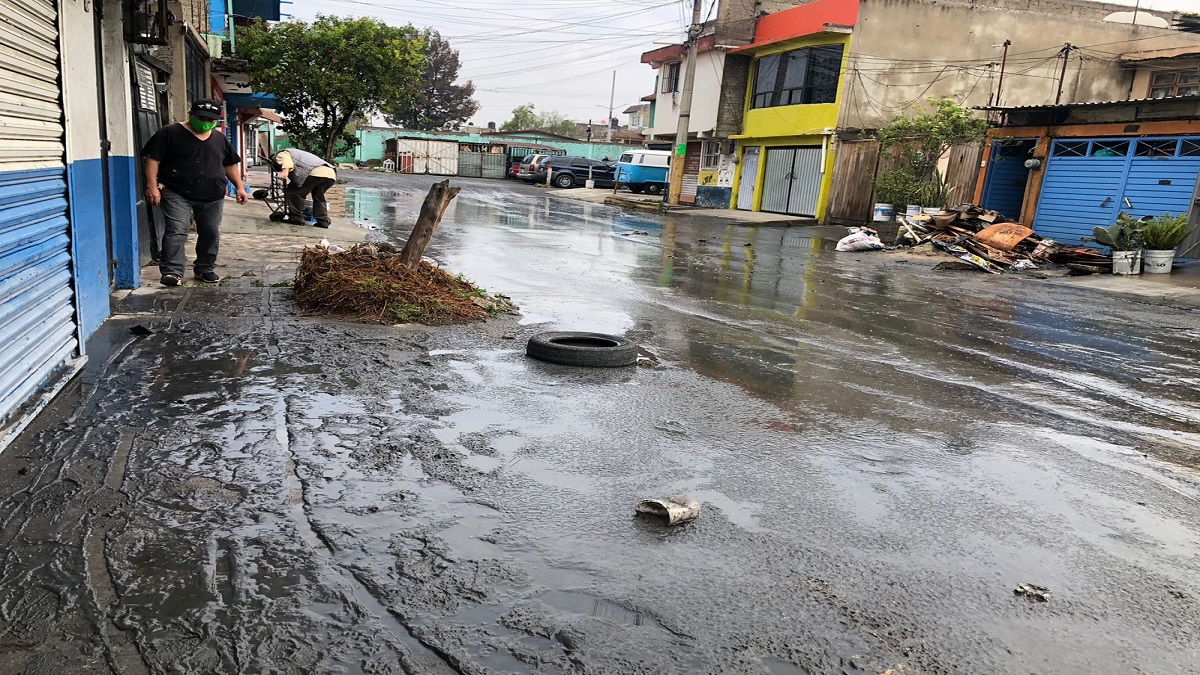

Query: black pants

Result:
[284,175,335,226]
[160,188,222,277]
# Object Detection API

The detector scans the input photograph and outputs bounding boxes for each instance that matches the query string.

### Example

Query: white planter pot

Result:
[1111,250,1142,276]
[922,207,942,215]
[873,203,895,222]
[1143,249,1175,274]
[905,205,923,217]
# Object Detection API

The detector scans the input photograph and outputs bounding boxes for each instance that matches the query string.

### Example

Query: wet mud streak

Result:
[264,290,462,675]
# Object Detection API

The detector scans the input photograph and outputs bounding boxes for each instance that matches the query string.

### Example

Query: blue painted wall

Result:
[67,159,112,340]
[108,155,140,288]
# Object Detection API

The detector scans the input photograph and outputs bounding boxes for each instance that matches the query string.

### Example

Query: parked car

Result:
[615,149,671,195]
[534,156,616,188]
[516,154,554,181]
[507,160,521,178]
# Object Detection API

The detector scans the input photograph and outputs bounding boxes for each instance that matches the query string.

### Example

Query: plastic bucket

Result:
[1111,250,1142,275]
[905,205,922,217]
[1143,249,1174,274]
[922,207,942,215]
[873,203,895,222]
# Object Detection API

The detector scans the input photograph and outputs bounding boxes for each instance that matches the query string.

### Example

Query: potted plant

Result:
[1085,212,1147,275]
[1140,212,1192,274]
[917,169,952,213]
[871,168,920,222]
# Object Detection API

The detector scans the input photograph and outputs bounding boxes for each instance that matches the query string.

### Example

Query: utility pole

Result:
[607,71,616,142]
[994,39,1011,107]
[666,0,704,206]
[1054,42,1073,105]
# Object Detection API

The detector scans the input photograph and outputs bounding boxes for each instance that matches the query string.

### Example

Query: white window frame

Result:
[700,141,721,170]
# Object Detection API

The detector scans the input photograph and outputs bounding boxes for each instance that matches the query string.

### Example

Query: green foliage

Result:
[875,98,989,181]
[386,301,425,322]
[383,30,479,130]
[1140,212,1192,250]
[916,169,953,208]
[500,103,577,136]
[871,168,921,206]
[1085,212,1148,251]
[238,15,425,161]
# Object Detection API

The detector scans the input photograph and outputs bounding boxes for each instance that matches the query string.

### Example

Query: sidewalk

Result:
[548,186,817,226]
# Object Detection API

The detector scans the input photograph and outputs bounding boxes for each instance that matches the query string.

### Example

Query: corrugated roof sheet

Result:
[976,96,1197,111]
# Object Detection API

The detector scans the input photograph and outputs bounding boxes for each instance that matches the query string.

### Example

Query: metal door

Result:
[761,146,822,216]
[0,0,81,427]
[131,58,164,262]
[1034,137,1200,244]
[458,151,482,177]
[427,141,458,175]
[680,142,700,203]
[482,153,506,179]
[737,146,759,210]
[981,139,1034,221]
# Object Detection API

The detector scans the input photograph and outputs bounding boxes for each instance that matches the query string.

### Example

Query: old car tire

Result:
[644,182,663,195]
[554,173,575,188]
[526,332,638,368]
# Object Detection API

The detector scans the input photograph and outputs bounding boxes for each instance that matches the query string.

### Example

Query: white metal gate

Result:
[737,146,760,210]
[760,146,823,216]
[0,0,80,428]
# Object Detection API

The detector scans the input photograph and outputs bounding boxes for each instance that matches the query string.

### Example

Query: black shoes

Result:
[161,274,181,287]
[195,271,221,284]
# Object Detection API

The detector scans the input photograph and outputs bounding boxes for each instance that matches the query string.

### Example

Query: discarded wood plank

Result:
[399,180,461,269]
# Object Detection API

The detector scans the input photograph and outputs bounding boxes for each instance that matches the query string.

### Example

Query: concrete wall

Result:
[353,129,633,164]
[647,49,726,140]
[839,0,1200,131]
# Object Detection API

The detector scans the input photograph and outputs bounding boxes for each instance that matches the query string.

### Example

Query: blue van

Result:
[615,150,671,195]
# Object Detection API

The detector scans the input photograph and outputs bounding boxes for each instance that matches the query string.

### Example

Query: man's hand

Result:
[235,186,249,205]
[146,184,161,206]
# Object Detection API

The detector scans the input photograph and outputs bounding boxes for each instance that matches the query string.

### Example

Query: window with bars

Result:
[661,62,681,94]
[1051,141,1089,157]
[1149,70,1200,99]
[1135,139,1178,157]
[701,141,721,169]
[751,44,844,109]
[1090,141,1129,157]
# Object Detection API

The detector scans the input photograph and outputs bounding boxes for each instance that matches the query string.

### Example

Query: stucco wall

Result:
[840,0,1200,130]
[647,50,726,140]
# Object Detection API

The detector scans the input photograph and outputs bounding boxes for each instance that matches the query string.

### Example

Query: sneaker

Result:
[195,271,221,284]
[161,274,181,287]
[313,221,331,229]
[284,216,305,225]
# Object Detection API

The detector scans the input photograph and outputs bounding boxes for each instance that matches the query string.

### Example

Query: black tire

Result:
[526,332,638,368]
[268,211,286,222]
[628,185,645,194]
[644,182,663,195]
[252,189,270,200]
[554,173,575,188]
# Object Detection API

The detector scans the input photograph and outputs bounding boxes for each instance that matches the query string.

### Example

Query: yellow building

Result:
[727,0,857,219]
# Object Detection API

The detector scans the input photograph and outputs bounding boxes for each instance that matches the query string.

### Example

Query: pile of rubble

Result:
[895,205,1112,274]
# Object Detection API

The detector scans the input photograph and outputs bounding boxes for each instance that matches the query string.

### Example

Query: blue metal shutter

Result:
[1122,151,1200,220]
[0,0,80,426]
[981,141,1033,220]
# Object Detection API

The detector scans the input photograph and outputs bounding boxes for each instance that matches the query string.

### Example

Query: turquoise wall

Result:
[353,128,635,162]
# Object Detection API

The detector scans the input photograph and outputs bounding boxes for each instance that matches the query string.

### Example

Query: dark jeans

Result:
[285,176,335,226]
[160,188,223,277]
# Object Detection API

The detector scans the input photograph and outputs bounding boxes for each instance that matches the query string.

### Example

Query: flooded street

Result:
[3,172,1199,674]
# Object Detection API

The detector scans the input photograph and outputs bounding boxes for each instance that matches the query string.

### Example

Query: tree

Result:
[239,16,425,161]
[500,103,579,137]
[384,31,479,130]
[501,104,539,131]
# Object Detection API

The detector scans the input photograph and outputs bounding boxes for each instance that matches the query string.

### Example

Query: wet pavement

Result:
[3,172,1200,674]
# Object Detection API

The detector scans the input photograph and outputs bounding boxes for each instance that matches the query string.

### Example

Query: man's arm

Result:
[225,165,249,205]
[144,158,161,206]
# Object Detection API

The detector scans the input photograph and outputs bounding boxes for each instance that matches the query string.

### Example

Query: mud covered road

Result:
[2,172,1199,674]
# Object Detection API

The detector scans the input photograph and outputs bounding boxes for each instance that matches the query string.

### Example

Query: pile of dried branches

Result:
[293,242,510,325]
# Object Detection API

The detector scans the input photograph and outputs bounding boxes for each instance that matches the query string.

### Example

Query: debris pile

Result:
[895,205,1112,274]
[293,242,513,325]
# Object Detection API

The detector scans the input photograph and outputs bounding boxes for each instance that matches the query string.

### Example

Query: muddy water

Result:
[1,174,1197,674]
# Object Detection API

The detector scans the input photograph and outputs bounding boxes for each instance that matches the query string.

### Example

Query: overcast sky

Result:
[292,0,1200,129]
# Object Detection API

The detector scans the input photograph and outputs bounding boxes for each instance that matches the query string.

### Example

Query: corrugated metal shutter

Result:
[737,146,760,211]
[787,147,823,216]
[760,148,794,214]
[1034,137,1200,244]
[458,151,482,177]
[680,142,700,203]
[0,0,79,426]
[428,141,458,176]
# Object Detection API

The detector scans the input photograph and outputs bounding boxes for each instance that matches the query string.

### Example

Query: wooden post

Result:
[399,180,460,268]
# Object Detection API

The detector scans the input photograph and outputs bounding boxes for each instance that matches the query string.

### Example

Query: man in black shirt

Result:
[142,99,249,286]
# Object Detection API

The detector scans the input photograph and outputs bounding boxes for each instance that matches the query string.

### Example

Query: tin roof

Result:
[975,96,1191,111]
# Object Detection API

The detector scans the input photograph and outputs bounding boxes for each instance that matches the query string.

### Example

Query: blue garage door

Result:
[981,139,1034,220]
[1034,137,1200,244]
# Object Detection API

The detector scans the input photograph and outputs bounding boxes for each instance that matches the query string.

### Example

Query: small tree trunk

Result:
[399,180,460,268]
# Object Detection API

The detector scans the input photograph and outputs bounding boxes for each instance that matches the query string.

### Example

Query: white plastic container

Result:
[1142,249,1174,274]
[873,203,895,222]
[1111,250,1142,276]
[905,204,922,217]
